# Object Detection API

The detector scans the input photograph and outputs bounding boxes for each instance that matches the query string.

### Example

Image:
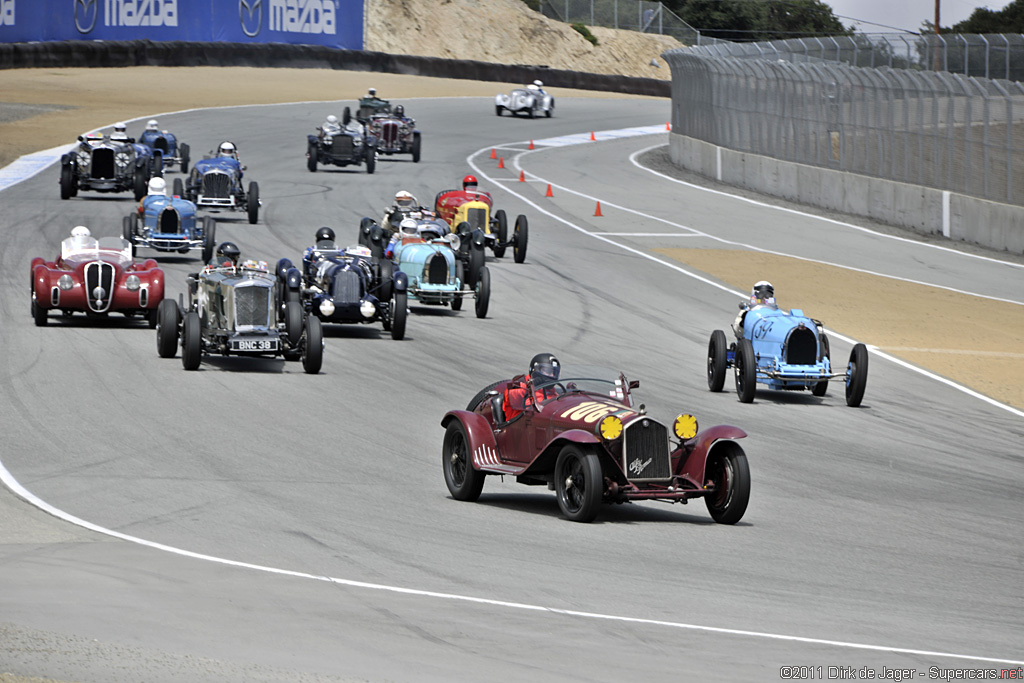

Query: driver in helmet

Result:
[322,114,341,134]
[394,104,407,119]
[146,120,159,131]
[733,280,777,338]
[138,176,170,214]
[110,122,130,142]
[502,353,561,420]
[217,141,238,160]
[532,79,547,94]
[385,218,422,258]
[211,241,241,268]
[384,190,421,231]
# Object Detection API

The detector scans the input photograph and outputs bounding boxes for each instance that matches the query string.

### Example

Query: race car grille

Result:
[154,137,169,153]
[332,136,354,156]
[786,327,818,365]
[381,120,399,146]
[84,261,115,312]
[234,286,270,328]
[159,208,179,234]
[331,269,362,303]
[466,207,487,231]
[91,148,115,179]
[426,253,448,285]
[202,172,231,199]
[622,418,671,482]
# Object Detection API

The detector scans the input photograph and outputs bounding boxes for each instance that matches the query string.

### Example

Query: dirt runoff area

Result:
[0,67,1021,414]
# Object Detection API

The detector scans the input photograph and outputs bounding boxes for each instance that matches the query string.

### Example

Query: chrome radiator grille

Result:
[92,148,115,179]
[331,135,354,156]
[202,172,231,199]
[234,286,270,328]
[466,207,487,231]
[622,418,671,482]
[426,253,448,285]
[331,269,362,303]
[84,262,115,312]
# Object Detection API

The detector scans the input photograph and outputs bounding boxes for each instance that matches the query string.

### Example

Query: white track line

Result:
[0,458,1020,666]
[467,133,1024,421]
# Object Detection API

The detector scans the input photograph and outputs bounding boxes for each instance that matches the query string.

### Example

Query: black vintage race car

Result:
[60,132,160,201]
[278,228,409,341]
[306,109,377,174]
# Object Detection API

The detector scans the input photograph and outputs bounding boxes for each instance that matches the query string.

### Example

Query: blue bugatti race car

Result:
[123,178,215,262]
[138,120,190,173]
[707,294,868,407]
[183,142,260,224]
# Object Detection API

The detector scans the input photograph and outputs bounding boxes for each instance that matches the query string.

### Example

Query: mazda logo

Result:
[74,0,98,34]
[240,0,262,37]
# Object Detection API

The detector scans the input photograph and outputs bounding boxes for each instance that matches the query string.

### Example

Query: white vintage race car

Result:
[495,84,554,118]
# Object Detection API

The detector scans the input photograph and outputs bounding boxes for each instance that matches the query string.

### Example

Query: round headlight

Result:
[360,301,376,318]
[57,274,74,291]
[447,234,461,251]
[125,275,141,291]
[353,137,362,146]
[319,299,336,316]
[598,415,623,441]
[673,414,698,440]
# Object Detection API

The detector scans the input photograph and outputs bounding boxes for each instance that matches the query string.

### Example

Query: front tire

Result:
[451,261,464,311]
[704,446,750,524]
[181,311,201,370]
[247,181,260,224]
[60,164,74,200]
[411,132,421,163]
[307,143,318,172]
[468,242,484,289]
[492,209,507,258]
[365,146,376,174]
[201,217,216,263]
[179,142,190,174]
[122,214,137,257]
[812,333,831,397]
[32,289,47,326]
[707,330,728,391]
[555,445,603,522]
[172,177,184,198]
[390,290,407,340]
[474,266,490,319]
[513,215,529,264]
[442,421,485,501]
[735,338,756,403]
[845,343,869,407]
[156,299,180,358]
[301,316,323,374]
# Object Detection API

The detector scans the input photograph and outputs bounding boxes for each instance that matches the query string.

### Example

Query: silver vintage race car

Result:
[495,82,555,118]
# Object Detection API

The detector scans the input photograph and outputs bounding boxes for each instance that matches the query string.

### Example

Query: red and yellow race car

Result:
[441,358,751,523]
[30,227,164,327]
[434,176,528,263]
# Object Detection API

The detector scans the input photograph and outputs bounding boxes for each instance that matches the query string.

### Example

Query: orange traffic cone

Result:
[545,184,553,197]
[594,201,603,217]
[498,157,505,169]
[665,121,671,131]
[518,170,525,182]
[529,140,535,150]
[590,131,596,141]
[490,148,497,159]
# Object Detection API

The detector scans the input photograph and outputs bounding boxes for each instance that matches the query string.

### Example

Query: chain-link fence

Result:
[663,49,1024,206]
[541,0,702,45]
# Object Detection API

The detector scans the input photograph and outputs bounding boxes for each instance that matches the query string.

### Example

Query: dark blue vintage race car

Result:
[138,120,190,173]
[276,228,408,341]
[123,182,215,262]
[707,299,868,407]
[59,129,160,201]
[183,142,260,224]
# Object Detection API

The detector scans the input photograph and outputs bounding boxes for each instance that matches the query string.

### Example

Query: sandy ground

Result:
[0,66,1020,416]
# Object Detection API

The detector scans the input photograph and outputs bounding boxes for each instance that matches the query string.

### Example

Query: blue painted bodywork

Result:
[391,237,462,305]
[134,194,208,254]
[736,305,831,389]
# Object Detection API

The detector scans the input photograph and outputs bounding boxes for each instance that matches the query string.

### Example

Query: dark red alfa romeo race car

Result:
[441,364,751,523]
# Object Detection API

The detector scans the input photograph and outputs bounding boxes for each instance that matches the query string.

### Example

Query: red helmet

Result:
[462,174,478,190]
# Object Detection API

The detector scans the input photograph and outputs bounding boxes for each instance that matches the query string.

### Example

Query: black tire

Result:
[528,107,535,119]
[172,177,184,197]
[179,143,190,174]
[475,266,490,319]
[156,299,180,358]
[302,316,323,374]
[411,132,421,163]
[122,214,136,257]
[492,209,507,258]
[133,165,148,201]
[812,333,831,397]
[554,445,603,523]
[285,301,303,347]
[704,447,751,524]
[707,329,728,392]
[466,379,512,411]
[342,106,352,126]
[378,258,394,303]
[390,290,407,341]
[442,421,485,502]
[735,338,756,403]
[495,105,503,116]
[202,217,216,263]
[59,164,73,200]
[468,242,484,289]
[845,343,869,407]
[359,217,375,247]
[452,261,464,311]
[32,287,47,326]
[247,181,260,224]
[365,147,376,174]
[513,215,529,264]
[307,143,318,172]
[181,311,201,370]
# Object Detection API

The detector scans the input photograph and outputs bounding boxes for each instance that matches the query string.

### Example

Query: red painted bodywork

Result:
[434,189,493,226]
[31,244,164,316]
[442,374,747,503]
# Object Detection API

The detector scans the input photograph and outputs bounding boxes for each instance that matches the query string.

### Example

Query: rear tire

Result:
[179,143,190,174]
[474,267,490,319]
[181,311,201,370]
[735,338,756,403]
[845,343,869,407]
[247,182,260,224]
[513,215,529,264]
[156,299,180,358]
[468,241,484,289]
[377,258,394,303]
[133,166,148,201]
[555,446,603,523]
[442,421,485,502]
[707,329,727,392]
[285,301,303,347]
[302,316,323,374]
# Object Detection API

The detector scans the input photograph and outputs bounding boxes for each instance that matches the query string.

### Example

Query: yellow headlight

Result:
[674,414,698,440]
[598,415,623,441]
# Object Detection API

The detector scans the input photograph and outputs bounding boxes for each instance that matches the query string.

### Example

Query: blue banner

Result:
[0,0,363,50]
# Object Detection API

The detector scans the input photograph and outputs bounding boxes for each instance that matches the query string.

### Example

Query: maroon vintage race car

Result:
[441,364,751,523]
[30,229,165,327]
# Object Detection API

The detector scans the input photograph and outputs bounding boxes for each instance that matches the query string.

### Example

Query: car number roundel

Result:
[560,401,621,424]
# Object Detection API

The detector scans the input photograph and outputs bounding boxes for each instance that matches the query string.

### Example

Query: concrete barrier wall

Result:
[669,133,1024,255]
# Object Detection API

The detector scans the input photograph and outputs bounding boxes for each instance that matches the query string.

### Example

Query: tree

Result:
[948,0,1024,34]
[667,0,851,42]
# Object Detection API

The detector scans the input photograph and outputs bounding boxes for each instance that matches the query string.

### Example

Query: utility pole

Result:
[933,0,941,71]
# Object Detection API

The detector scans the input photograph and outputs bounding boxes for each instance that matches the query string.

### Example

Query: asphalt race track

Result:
[1,97,1021,682]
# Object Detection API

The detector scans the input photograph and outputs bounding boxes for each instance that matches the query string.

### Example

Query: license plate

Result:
[231,338,278,352]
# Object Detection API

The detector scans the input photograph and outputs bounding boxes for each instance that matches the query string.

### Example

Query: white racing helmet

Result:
[399,218,419,236]
[71,225,91,238]
[111,122,129,140]
[751,280,775,304]
[146,119,159,131]
[147,177,167,196]
[326,114,338,125]
[394,190,416,209]
[218,141,237,158]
